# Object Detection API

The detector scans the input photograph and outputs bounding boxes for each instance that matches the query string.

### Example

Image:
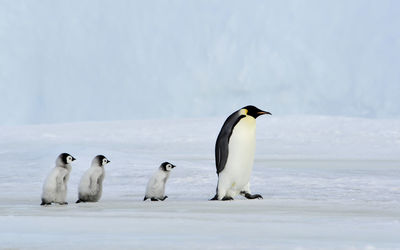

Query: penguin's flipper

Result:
[240,191,263,200]
[215,113,246,174]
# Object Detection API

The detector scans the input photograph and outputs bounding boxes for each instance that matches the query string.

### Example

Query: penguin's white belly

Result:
[79,168,103,195]
[146,180,164,198]
[220,116,256,196]
[42,167,69,203]
[145,171,169,198]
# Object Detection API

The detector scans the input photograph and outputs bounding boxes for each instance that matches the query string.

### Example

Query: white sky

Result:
[1,0,399,125]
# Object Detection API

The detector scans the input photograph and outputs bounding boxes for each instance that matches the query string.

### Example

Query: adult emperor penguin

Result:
[76,155,110,203]
[41,153,76,205]
[144,162,176,201]
[211,105,271,201]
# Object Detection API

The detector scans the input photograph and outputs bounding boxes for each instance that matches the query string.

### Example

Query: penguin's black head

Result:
[58,153,76,165]
[160,162,176,172]
[93,155,111,166]
[241,105,271,119]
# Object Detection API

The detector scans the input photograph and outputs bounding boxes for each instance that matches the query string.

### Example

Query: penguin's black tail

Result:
[41,199,51,206]
[210,194,218,201]
[210,186,219,200]
[76,199,82,204]
[143,197,148,201]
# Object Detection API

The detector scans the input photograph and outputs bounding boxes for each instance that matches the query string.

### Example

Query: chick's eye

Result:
[67,156,71,161]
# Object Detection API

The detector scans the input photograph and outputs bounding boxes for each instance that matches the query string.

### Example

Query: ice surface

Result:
[0,116,400,249]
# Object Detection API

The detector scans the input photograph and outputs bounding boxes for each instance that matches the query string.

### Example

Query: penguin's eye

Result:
[103,159,107,164]
[67,156,72,161]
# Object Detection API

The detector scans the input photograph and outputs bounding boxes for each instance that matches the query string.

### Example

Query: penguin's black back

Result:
[215,110,246,174]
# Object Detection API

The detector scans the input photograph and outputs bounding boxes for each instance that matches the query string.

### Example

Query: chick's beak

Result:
[72,157,76,161]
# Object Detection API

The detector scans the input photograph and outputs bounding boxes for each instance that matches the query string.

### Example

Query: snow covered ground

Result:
[1,116,400,249]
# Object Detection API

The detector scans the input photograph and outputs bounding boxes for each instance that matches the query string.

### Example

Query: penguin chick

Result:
[41,153,76,206]
[144,162,176,201]
[76,155,110,203]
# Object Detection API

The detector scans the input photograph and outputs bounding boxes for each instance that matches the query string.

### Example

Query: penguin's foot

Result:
[58,202,68,205]
[240,191,263,200]
[209,195,233,201]
[150,198,160,201]
[76,199,83,204]
[161,196,168,201]
[40,202,51,206]
[221,196,234,201]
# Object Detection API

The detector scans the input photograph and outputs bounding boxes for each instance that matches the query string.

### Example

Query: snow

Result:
[1,1,400,125]
[1,116,400,249]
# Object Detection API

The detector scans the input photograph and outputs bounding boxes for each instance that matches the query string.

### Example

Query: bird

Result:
[144,162,176,201]
[211,105,271,201]
[41,153,76,205]
[76,155,110,203]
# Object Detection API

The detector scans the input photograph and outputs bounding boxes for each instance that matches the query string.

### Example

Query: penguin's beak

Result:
[72,156,76,161]
[172,164,176,168]
[107,159,111,164]
[257,110,272,116]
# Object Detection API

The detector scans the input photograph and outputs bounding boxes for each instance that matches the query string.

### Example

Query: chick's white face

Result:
[102,158,109,166]
[66,155,74,164]
[165,163,174,171]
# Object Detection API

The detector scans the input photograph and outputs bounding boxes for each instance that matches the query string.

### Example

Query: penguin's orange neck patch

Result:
[240,109,248,115]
